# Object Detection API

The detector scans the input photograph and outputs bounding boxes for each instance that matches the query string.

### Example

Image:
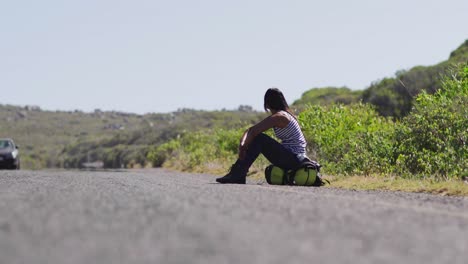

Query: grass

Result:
[161,159,468,197]
[323,175,468,196]
[206,166,468,196]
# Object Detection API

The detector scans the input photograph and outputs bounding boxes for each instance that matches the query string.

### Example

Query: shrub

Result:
[146,126,273,173]
[214,128,245,156]
[147,139,181,167]
[148,131,219,170]
[395,64,468,179]
[299,103,396,175]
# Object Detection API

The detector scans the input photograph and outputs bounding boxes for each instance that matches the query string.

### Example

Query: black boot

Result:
[216,163,246,184]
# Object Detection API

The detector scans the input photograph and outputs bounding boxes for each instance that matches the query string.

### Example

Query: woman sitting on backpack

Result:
[216,88,307,184]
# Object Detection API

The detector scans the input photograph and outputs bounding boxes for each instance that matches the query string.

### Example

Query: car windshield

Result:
[0,140,12,149]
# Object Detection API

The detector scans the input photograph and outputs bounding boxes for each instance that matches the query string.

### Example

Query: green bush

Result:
[147,127,266,172]
[147,139,181,167]
[147,131,217,170]
[214,128,245,156]
[299,103,396,175]
[395,65,468,179]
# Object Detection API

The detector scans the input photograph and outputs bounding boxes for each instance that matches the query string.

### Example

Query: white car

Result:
[0,138,20,170]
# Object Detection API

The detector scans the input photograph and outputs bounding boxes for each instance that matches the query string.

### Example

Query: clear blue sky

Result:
[1,0,467,114]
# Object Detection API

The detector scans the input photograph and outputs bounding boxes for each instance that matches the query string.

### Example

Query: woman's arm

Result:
[238,113,289,159]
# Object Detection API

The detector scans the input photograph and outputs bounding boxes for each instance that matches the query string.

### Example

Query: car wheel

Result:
[11,162,19,170]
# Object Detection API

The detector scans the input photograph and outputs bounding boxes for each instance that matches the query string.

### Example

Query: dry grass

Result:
[164,162,468,197]
[231,170,468,196]
[325,175,468,196]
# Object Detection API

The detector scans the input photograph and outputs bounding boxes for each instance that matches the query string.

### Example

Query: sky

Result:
[1,0,467,114]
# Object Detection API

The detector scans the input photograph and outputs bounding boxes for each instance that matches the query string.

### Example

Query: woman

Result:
[216,88,307,184]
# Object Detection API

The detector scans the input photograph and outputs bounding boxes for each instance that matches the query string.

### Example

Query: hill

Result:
[362,39,468,117]
[292,87,362,110]
[0,105,265,169]
[294,39,468,118]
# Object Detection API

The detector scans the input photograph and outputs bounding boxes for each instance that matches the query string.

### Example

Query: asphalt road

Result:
[1,169,467,264]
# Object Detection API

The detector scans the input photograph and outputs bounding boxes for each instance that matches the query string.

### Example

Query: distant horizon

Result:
[3,40,463,115]
[2,38,464,115]
[0,43,462,115]
[1,0,467,114]
[0,101,267,115]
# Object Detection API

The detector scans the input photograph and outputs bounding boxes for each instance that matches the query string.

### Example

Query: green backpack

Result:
[264,159,328,186]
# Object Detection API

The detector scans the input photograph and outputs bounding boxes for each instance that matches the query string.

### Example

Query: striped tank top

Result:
[273,111,307,155]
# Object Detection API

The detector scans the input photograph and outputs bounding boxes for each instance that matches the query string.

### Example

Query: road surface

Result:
[1,169,467,264]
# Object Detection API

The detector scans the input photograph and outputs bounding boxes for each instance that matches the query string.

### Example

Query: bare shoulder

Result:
[271,111,290,128]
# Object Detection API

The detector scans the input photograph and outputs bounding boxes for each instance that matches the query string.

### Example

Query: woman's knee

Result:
[251,133,274,146]
[253,133,268,141]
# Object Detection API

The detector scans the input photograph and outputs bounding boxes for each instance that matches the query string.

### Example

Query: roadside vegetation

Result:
[1,40,467,195]
[0,105,265,169]
[148,63,467,195]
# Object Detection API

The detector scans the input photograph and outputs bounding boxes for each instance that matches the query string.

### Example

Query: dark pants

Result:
[236,133,302,174]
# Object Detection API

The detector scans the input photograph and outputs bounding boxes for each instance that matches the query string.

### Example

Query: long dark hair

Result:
[264,88,295,117]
